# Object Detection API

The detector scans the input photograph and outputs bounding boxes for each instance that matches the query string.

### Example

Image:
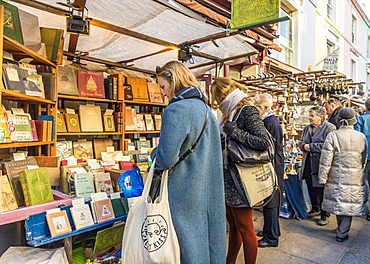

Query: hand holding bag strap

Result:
[170,108,209,171]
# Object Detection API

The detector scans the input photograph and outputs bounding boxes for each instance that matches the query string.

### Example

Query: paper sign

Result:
[110,192,121,199]
[66,108,76,114]
[13,152,26,161]
[67,156,78,165]
[104,109,114,115]
[106,146,115,153]
[46,208,61,214]
[72,197,85,207]
[87,159,101,169]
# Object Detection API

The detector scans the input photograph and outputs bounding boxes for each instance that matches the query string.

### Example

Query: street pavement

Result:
[232,210,370,264]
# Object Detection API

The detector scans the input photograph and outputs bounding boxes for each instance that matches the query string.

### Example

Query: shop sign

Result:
[231,0,280,30]
[323,48,339,72]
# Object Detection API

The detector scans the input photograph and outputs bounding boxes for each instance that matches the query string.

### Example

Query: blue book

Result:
[37,115,55,141]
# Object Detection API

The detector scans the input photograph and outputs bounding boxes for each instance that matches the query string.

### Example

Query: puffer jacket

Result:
[318,126,368,216]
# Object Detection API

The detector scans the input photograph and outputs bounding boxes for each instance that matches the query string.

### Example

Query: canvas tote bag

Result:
[122,159,180,264]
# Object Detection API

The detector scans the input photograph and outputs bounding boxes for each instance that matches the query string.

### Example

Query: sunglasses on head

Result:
[156,66,172,77]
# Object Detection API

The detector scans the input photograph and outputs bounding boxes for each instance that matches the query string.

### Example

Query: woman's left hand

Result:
[304,144,311,152]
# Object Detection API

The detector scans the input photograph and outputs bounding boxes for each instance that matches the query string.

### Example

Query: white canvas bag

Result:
[122,159,180,264]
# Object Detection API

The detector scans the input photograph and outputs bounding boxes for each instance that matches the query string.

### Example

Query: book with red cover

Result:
[118,161,135,171]
[95,198,115,223]
[29,120,38,141]
[77,70,105,98]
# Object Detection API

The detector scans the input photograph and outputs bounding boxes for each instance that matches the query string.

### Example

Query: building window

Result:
[327,0,335,22]
[278,9,293,64]
[327,40,335,57]
[352,15,357,44]
[351,59,356,81]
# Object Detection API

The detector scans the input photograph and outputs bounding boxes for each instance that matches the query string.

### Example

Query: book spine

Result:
[111,76,118,100]
[104,78,114,100]
[19,171,31,206]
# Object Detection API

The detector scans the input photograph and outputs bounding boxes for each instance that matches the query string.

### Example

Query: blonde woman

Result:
[211,77,271,264]
[151,61,226,264]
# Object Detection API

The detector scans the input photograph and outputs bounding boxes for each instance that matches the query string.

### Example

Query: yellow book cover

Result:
[64,113,81,132]
[56,113,67,133]
[126,77,149,102]
[1,175,18,212]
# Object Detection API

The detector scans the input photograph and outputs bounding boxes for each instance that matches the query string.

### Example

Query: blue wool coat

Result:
[151,98,226,264]
[354,111,370,159]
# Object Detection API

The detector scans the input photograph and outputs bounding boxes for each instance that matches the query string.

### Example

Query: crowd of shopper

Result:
[150,61,369,264]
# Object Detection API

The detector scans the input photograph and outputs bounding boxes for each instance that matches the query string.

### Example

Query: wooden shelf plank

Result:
[3,36,56,67]
[58,95,123,103]
[124,100,167,106]
[124,130,160,134]
[1,89,56,104]
[0,141,55,149]
[57,132,122,136]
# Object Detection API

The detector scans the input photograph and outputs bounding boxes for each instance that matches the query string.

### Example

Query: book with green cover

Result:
[93,223,125,254]
[0,1,24,44]
[74,172,95,198]
[12,114,33,142]
[40,27,64,62]
[19,167,54,206]
[111,197,125,217]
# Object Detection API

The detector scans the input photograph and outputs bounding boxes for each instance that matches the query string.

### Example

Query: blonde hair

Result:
[156,61,200,94]
[210,77,253,111]
[254,93,273,108]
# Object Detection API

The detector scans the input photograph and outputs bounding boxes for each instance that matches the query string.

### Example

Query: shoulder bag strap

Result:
[170,107,209,171]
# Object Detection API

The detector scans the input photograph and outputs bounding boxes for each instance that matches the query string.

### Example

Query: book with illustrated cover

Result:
[77,70,105,98]
[40,27,64,63]
[0,1,23,44]
[3,156,38,206]
[56,66,78,96]
[46,210,72,237]
[1,175,18,212]
[95,198,115,223]
[3,58,27,94]
[19,167,54,206]
[73,141,94,159]
[63,113,80,132]
[124,84,133,100]
[74,172,95,198]
[126,77,149,101]
[144,114,154,131]
[147,82,163,103]
[56,113,67,133]
[79,105,103,132]
[70,204,94,230]
[93,223,125,254]
[18,62,43,97]
[93,138,113,160]
[103,115,115,132]
[56,140,73,161]
[136,114,146,131]
[94,173,113,194]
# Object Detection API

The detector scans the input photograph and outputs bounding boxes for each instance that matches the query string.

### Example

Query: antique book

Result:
[93,138,113,160]
[108,73,124,100]
[56,140,73,161]
[94,198,115,223]
[77,70,105,98]
[0,1,23,44]
[135,140,151,150]
[79,105,103,132]
[34,120,46,142]
[12,114,33,142]
[37,115,55,141]
[19,167,54,206]
[40,73,57,101]
[123,84,133,100]
[74,172,95,198]
[18,9,42,53]
[63,113,81,132]
[40,27,64,63]
[34,156,59,167]
[113,111,123,133]
[73,141,94,159]
[18,62,43,97]
[56,113,67,133]
[126,77,149,101]
[56,66,79,96]
[0,111,11,143]
[136,153,149,163]
[103,115,115,132]
[147,82,163,103]
[93,222,125,254]
[124,107,137,131]
[103,78,114,100]
[94,172,113,194]
[1,175,18,212]
[118,161,135,171]
[70,204,94,230]
[3,58,27,94]
[46,210,72,237]
[154,114,162,130]
[144,114,154,131]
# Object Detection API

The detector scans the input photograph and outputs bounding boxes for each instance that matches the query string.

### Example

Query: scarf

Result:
[261,109,274,121]
[169,86,206,105]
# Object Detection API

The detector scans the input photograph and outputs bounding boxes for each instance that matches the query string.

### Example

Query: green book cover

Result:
[74,172,95,198]
[111,198,125,217]
[40,27,64,62]
[121,197,129,215]
[0,1,23,44]
[19,167,54,206]
[93,223,125,254]
[12,114,33,142]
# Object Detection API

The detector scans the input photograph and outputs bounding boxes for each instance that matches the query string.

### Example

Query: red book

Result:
[77,70,105,98]
[34,120,45,141]
[119,161,135,171]
[29,120,38,141]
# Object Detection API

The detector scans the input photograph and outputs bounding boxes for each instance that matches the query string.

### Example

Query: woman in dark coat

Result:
[298,106,336,226]
[211,77,271,264]
[254,93,284,248]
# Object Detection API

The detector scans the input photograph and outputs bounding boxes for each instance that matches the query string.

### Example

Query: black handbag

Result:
[226,106,275,165]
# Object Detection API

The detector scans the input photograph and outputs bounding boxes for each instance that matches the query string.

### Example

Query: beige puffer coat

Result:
[318,126,368,216]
